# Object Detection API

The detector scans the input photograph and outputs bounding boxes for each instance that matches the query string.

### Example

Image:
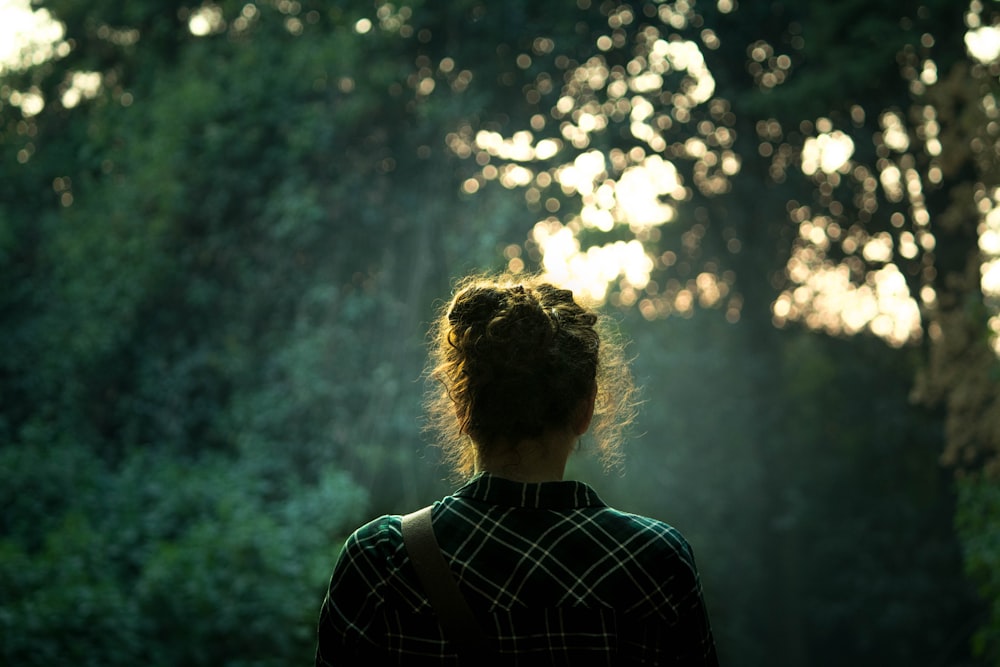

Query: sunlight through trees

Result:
[1,0,997,664]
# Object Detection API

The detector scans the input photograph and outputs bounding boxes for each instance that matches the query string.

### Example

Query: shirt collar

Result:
[451,472,607,510]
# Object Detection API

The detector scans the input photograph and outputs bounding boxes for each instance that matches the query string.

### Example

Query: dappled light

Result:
[0,0,64,128]
[1,1,997,665]
[613,155,680,228]
[773,109,928,346]
[978,187,1000,354]
[0,0,995,359]
[445,0,998,354]
[6,86,43,117]
[188,4,226,37]
[965,4,1000,355]
[773,256,922,347]
[746,40,792,90]
[0,0,65,73]
[800,123,854,176]
[450,0,974,350]
[529,217,654,304]
[966,24,1000,63]
[453,15,736,318]
[61,71,102,109]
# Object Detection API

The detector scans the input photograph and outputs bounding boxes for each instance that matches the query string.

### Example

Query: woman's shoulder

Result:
[592,506,697,564]
[343,507,444,562]
[341,513,404,561]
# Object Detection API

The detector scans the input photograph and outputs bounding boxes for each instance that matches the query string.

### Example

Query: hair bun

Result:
[447,283,553,361]
[447,286,505,328]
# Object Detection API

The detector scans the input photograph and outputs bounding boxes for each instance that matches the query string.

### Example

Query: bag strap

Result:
[401,506,492,657]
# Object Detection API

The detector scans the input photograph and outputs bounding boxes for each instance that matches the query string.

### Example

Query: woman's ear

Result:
[573,384,597,436]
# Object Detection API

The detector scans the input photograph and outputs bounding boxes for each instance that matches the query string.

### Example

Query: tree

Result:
[0,0,990,664]
[428,0,997,661]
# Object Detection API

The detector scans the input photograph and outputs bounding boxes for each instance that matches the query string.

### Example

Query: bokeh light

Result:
[0,0,65,74]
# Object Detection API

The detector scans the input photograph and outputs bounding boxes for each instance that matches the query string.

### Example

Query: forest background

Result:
[2,0,1000,665]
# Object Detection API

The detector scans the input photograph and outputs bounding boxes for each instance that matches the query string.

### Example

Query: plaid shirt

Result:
[316,473,718,666]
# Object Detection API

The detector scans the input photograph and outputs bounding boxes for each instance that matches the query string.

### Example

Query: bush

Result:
[0,445,368,667]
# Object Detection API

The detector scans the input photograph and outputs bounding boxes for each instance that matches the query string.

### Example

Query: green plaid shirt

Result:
[316,473,718,665]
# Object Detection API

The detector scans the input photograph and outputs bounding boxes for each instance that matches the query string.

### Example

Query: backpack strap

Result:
[401,506,493,658]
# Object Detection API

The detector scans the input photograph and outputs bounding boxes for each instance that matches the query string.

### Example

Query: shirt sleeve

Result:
[661,541,719,666]
[672,567,720,666]
[618,531,720,666]
[315,518,393,666]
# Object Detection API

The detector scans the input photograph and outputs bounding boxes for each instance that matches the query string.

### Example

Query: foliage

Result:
[0,0,993,664]
[958,475,1000,664]
[419,0,1000,655]
[0,444,367,666]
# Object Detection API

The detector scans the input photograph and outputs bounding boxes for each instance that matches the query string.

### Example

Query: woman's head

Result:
[426,273,637,478]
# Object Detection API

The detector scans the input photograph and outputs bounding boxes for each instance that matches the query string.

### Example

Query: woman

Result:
[315,273,719,665]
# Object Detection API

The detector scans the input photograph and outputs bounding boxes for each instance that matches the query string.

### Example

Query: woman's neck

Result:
[474,431,576,483]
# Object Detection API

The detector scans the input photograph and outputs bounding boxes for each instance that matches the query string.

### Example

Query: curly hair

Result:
[425,272,638,479]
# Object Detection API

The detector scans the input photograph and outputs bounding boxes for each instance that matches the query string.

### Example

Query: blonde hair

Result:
[425,272,637,478]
